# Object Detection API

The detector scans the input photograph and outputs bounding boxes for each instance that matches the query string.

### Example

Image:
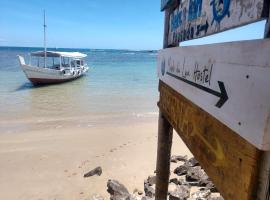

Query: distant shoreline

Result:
[0,46,158,52]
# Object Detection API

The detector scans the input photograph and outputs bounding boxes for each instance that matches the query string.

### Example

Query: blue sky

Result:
[0,0,266,50]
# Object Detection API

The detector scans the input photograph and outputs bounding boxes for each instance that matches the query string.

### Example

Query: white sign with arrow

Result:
[157,39,270,150]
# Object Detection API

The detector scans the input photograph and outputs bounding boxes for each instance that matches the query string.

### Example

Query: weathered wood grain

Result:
[155,112,173,200]
[168,0,269,45]
[161,0,177,11]
[158,81,261,200]
[155,8,180,200]
[157,39,270,150]
[256,151,270,200]
[163,8,171,48]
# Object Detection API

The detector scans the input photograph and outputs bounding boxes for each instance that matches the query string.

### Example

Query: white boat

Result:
[18,51,89,85]
[17,11,89,85]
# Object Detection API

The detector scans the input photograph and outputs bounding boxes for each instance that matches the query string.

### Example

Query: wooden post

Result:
[163,9,170,49]
[257,152,270,200]
[156,2,180,198]
[155,8,173,200]
[155,111,173,200]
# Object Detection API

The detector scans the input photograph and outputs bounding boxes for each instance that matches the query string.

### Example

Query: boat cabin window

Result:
[31,54,85,70]
[71,60,75,68]
[71,59,84,68]
[31,55,61,69]
[31,56,42,67]
[61,57,70,68]
[51,57,61,69]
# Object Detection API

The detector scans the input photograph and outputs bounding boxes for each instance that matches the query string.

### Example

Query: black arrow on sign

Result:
[166,72,228,108]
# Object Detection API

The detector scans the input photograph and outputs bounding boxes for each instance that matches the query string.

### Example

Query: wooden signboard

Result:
[158,81,261,200]
[158,39,270,150]
[168,0,269,45]
[155,1,270,200]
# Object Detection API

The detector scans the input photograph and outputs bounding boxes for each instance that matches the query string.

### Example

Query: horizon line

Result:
[0,45,158,51]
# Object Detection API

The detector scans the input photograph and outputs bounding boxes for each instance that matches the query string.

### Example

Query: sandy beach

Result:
[0,118,192,200]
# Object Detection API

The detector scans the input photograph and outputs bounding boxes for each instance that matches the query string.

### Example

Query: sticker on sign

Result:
[157,39,270,150]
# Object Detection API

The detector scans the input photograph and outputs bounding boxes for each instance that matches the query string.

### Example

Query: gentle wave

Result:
[123,52,136,55]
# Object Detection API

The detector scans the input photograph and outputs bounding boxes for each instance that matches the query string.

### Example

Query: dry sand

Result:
[0,119,192,200]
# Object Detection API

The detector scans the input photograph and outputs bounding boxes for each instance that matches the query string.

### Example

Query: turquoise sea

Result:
[0,47,159,133]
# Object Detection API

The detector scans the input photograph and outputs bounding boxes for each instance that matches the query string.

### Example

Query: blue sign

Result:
[210,0,231,24]
[188,0,203,21]
[168,0,266,45]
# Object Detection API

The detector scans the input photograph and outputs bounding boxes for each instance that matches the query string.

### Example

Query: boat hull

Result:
[21,64,88,85]
[28,76,82,85]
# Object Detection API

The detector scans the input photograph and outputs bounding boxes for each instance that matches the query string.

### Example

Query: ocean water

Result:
[0,47,159,133]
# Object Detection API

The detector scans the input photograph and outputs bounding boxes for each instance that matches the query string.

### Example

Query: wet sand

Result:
[0,120,192,200]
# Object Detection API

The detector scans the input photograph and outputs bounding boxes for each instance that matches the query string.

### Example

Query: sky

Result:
[0,0,266,50]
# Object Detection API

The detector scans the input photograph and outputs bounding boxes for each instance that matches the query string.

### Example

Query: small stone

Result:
[186,166,206,182]
[107,179,130,200]
[186,174,200,182]
[133,188,143,195]
[144,176,156,186]
[205,182,218,193]
[191,190,211,200]
[174,165,189,176]
[198,179,211,187]
[84,166,102,177]
[187,182,200,186]
[144,184,155,198]
[168,185,190,200]
[143,176,156,198]
[184,157,199,167]
[197,175,212,189]
[171,155,188,163]
[170,178,180,185]
[179,181,190,187]
[209,187,218,193]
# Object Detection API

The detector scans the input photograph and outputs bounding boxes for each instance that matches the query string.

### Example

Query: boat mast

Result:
[43,10,47,68]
